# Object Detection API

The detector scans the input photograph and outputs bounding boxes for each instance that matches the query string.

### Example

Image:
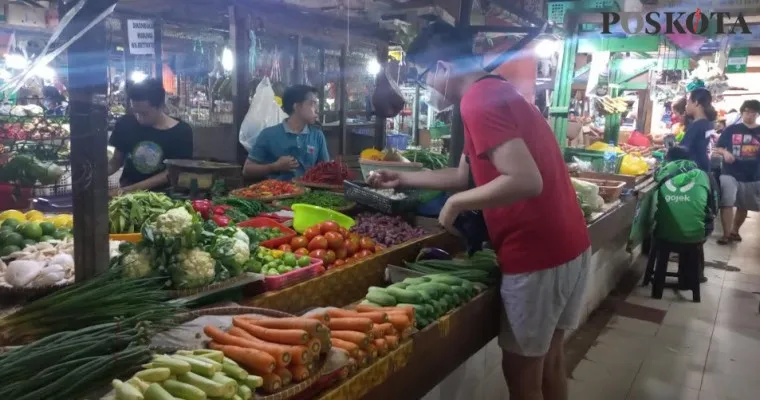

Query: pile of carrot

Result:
[310,306,414,371]
[203,316,331,393]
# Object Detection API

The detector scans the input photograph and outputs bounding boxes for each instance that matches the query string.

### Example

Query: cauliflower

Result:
[214,227,250,248]
[155,207,194,236]
[172,248,215,289]
[121,249,153,279]
[211,236,250,277]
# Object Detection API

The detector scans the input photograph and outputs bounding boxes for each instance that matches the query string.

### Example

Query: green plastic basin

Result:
[291,204,355,233]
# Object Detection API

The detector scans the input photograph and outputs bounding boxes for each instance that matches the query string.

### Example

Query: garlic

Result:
[5,260,45,287]
[33,264,66,286]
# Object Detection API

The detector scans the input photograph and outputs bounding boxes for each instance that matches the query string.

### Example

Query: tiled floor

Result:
[572,217,760,400]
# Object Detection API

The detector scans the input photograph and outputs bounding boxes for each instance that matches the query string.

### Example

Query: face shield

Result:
[417,63,454,113]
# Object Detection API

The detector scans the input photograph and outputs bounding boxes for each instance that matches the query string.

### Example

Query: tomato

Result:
[344,239,358,256]
[323,249,336,265]
[314,265,326,274]
[309,249,327,261]
[294,248,310,256]
[324,231,344,250]
[359,237,375,250]
[338,227,349,238]
[374,244,385,253]
[358,249,373,258]
[334,259,346,267]
[334,247,348,260]
[308,235,328,251]
[278,244,292,252]
[320,221,339,235]
[290,236,309,250]
[304,226,321,241]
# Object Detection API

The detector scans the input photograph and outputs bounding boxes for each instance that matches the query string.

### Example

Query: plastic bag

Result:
[239,77,287,152]
[571,178,599,205]
[620,153,649,176]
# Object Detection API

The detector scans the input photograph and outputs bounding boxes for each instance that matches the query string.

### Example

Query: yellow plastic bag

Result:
[619,153,649,176]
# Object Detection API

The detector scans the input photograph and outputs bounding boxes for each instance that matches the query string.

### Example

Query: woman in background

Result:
[681,88,718,172]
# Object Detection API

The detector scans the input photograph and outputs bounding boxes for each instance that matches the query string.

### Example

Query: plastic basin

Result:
[109,233,142,243]
[291,204,355,233]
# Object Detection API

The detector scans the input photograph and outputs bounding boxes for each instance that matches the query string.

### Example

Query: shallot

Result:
[350,212,427,247]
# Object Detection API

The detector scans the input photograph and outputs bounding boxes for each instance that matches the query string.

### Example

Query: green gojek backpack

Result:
[654,160,711,243]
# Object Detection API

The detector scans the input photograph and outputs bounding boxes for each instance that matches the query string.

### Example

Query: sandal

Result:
[717,237,731,245]
[729,233,743,242]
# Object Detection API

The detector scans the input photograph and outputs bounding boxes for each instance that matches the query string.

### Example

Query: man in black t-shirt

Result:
[108,79,193,195]
[715,100,760,244]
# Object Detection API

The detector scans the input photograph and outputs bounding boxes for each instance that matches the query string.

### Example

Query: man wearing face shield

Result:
[108,79,194,195]
[243,85,329,181]
[368,22,590,400]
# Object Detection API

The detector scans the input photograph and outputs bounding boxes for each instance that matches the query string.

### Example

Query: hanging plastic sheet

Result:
[585,51,610,98]
[1,0,118,94]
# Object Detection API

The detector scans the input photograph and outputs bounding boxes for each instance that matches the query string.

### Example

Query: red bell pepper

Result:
[212,214,232,227]
[191,200,212,220]
[212,205,232,215]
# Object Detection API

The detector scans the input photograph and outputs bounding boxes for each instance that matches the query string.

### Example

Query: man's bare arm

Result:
[243,159,277,179]
[108,149,124,176]
[121,171,170,193]
[398,155,470,192]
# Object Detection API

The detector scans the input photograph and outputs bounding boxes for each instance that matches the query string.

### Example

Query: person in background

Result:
[108,79,193,196]
[681,88,717,172]
[42,86,67,116]
[369,21,590,400]
[243,84,329,181]
[714,100,760,245]
[654,146,715,283]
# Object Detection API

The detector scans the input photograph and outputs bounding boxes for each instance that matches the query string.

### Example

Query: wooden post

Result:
[154,19,163,83]
[292,35,303,84]
[338,45,347,156]
[64,2,110,281]
[373,44,388,150]
[230,4,250,140]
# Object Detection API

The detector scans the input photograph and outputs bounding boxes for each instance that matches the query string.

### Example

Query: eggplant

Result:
[416,247,452,262]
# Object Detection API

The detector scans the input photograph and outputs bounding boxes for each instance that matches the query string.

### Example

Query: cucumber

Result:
[176,372,227,397]
[146,355,192,375]
[172,355,221,377]
[460,280,475,295]
[403,277,429,286]
[112,379,144,400]
[237,384,253,400]
[428,274,465,286]
[367,286,385,293]
[366,291,397,307]
[387,282,409,289]
[359,300,382,307]
[450,285,468,299]
[398,303,429,318]
[406,286,432,302]
[222,360,249,380]
[421,282,451,295]
[423,303,436,317]
[241,375,263,389]
[211,372,238,398]
[386,287,422,304]
[162,379,207,400]
[135,367,172,383]
[143,383,175,400]
[193,349,225,363]
[442,294,456,309]
[126,377,151,393]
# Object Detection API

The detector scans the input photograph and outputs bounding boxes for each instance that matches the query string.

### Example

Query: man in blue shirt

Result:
[243,85,330,180]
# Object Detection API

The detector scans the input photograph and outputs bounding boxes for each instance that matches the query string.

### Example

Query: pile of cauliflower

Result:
[116,206,251,290]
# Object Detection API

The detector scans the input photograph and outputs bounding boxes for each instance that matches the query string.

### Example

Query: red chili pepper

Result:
[191,200,212,220]
[212,205,232,215]
[212,214,232,227]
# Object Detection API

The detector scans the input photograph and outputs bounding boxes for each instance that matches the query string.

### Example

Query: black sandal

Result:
[717,237,731,245]
[729,233,743,242]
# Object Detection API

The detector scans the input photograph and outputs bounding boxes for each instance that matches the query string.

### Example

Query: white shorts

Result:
[498,247,590,357]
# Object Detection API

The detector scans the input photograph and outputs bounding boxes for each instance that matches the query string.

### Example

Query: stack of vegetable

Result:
[318,307,411,371]
[350,213,427,247]
[365,187,407,200]
[109,192,178,234]
[190,199,248,226]
[360,274,482,329]
[248,247,317,276]
[401,149,448,170]
[109,349,262,400]
[214,197,275,218]
[300,160,352,186]
[241,226,285,245]
[286,220,383,269]
[202,316,332,393]
[231,180,302,200]
[275,191,351,210]
[403,249,500,286]
[571,178,603,221]
[0,217,71,257]
[115,206,255,289]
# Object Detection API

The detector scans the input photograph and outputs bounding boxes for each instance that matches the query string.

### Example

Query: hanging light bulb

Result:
[534,40,558,58]
[366,59,381,75]
[222,48,234,71]
[4,53,28,69]
[33,65,56,81]
[130,70,148,83]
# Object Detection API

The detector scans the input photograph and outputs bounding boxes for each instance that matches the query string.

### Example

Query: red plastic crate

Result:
[237,217,297,249]
[263,257,325,291]
[258,212,293,224]
[0,184,33,211]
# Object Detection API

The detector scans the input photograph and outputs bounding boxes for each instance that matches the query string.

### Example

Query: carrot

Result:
[353,349,368,367]
[372,323,392,338]
[330,338,359,356]
[327,317,373,332]
[227,327,292,367]
[331,331,369,347]
[355,305,414,322]
[232,318,310,345]
[304,311,330,323]
[207,343,276,374]
[387,314,412,332]
[326,308,359,319]
[241,317,327,337]
[365,343,378,361]
[306,337,322,357]
[373,338,388,356]
[289,364,310,382]
[204,325,258,348]
[385,335,399,350]
[401,327,413,339]
[387,310,416,325]
[228,325,309,365]
[314,330,331,355]
[274,367,293,386]
[355,311,389,324]
[261,373,282,393]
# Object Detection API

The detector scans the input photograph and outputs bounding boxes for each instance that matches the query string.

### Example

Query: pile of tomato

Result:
[275,220,384,269]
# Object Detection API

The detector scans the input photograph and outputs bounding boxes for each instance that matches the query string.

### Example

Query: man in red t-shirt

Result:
[369,22,590,400]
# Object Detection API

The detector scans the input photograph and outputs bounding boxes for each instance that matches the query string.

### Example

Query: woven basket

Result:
[164,273,263,299]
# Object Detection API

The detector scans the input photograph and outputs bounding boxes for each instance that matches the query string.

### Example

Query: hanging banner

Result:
[127,19,155,56]
[726,47,748,73]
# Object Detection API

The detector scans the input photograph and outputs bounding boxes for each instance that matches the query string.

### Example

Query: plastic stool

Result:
[643,238,702,303]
